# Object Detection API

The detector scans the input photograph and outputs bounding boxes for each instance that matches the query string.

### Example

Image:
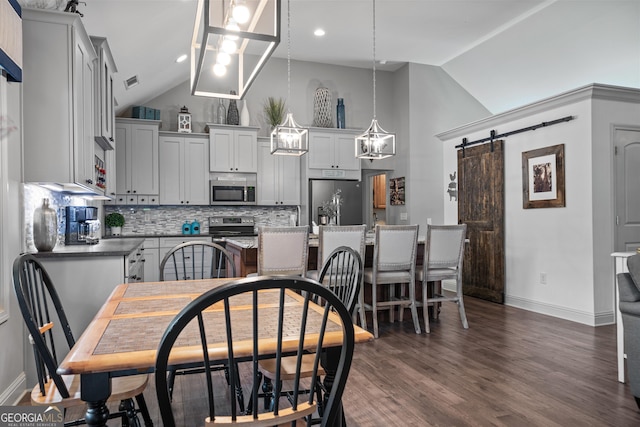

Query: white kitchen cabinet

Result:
[257,139,300,205]
[22,8,99,193]
[159,133,209,205]
[308,129,361,172]
[115,118,160,199]
[105,148,117,199]
[90,36,117,149]
[209,125,258,173]
[143,238,160,282]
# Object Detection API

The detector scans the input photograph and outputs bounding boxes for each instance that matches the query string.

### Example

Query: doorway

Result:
[372,173,387,227]
[362,170,389,229]
[614,126,640,252]
[457,141,505,304]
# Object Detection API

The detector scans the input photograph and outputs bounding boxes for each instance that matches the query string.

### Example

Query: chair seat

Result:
[363,268,412,284]
[31,374,149,407]
[416,267,457,282]
[259,354,326,381]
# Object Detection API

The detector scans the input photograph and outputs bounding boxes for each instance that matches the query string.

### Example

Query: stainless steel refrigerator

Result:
[309,180,363,226]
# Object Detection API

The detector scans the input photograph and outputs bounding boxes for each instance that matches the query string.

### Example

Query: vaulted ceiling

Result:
[33,0,638,115]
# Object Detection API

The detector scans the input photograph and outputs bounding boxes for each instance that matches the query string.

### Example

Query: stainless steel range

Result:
[209,216,256,240]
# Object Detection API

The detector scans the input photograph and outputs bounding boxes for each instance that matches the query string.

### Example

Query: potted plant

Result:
[263,97,286,130]
[105,212,125,236]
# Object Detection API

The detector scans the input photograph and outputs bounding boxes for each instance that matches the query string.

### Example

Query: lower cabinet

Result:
[257,139,300,205]
[143,238,160,282]
[38,255,132,346]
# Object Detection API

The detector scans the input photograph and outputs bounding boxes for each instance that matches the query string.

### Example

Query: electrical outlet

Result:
[540,272,547,285]
[400,212,408,220]
[427,218,432,225]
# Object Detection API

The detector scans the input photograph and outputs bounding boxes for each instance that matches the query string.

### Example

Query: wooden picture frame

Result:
[522,144,565,209]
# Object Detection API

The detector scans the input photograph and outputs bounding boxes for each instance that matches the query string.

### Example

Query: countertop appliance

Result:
[210,173,257,205]
[209,216,256,240]
[309,179,363,226]
[64,206,99,245]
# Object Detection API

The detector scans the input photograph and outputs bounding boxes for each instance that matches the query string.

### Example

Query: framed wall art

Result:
[390,177,405,206]
[522,143,565,209]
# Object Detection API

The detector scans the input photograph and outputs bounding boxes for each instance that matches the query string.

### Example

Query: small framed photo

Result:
[522,144,565,209]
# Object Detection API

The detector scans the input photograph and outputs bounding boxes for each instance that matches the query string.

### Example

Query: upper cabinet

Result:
[22,8,99,193]
[208,125,258,173]
[308,129,361,173]
[115,118,160,198]
[257,139,300,206]
[159,133,210,205]
[90,36,117,149]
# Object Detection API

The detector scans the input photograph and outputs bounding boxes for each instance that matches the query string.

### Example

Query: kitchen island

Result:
[224,234,426,276]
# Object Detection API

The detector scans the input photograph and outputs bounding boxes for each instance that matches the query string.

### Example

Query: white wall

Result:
[0,78,27,404]
[439,84,640,326]
[405,63,490,227]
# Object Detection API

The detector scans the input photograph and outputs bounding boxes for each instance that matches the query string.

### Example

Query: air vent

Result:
[124,75,140,90]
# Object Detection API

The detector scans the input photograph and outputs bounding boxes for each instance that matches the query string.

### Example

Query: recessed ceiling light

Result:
[176,54,188,63]
[314,28,325,37]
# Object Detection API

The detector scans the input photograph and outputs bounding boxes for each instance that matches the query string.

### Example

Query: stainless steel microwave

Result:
[210,173,257,205]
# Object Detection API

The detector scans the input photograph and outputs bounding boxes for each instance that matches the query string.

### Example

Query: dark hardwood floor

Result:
[21,295,640,426]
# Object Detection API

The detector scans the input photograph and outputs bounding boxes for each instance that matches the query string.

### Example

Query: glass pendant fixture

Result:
[271,0,308,155]
[355,0,396,160]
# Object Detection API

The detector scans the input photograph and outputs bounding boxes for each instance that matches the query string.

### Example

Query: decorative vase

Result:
[240,101,250,126]
[216,99,227,125]
[336,98,345,129]
[227,91,239,125]
[313,87,333,128]
[33,198,57,252]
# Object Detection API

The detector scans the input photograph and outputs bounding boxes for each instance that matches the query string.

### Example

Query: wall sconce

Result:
[191,0,281,100]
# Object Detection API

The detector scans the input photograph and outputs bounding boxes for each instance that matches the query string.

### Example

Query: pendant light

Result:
[270,0,308,156]
[190,0,280,100]
[355,0,396,160]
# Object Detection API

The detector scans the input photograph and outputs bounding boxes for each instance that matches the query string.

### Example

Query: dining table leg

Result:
[81,372,111,427]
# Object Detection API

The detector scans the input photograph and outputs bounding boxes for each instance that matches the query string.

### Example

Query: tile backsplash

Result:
[24,184,100,251]
[103,205,298,236]
[24,182,299,248]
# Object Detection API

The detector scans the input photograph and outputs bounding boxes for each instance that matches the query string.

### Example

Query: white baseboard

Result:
[505,295,615,326]
[442,281,615,326]
[0,372,26,405]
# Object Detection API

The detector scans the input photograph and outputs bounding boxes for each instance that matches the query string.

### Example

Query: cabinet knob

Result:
[133,190,137,194]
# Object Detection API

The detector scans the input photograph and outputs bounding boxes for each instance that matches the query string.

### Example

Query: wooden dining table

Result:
[58,278,374,427]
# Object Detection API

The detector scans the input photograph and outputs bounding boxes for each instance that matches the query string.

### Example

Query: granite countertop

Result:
[102,233,213,239]
[224,234,390,250]
[30,238,145,258]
